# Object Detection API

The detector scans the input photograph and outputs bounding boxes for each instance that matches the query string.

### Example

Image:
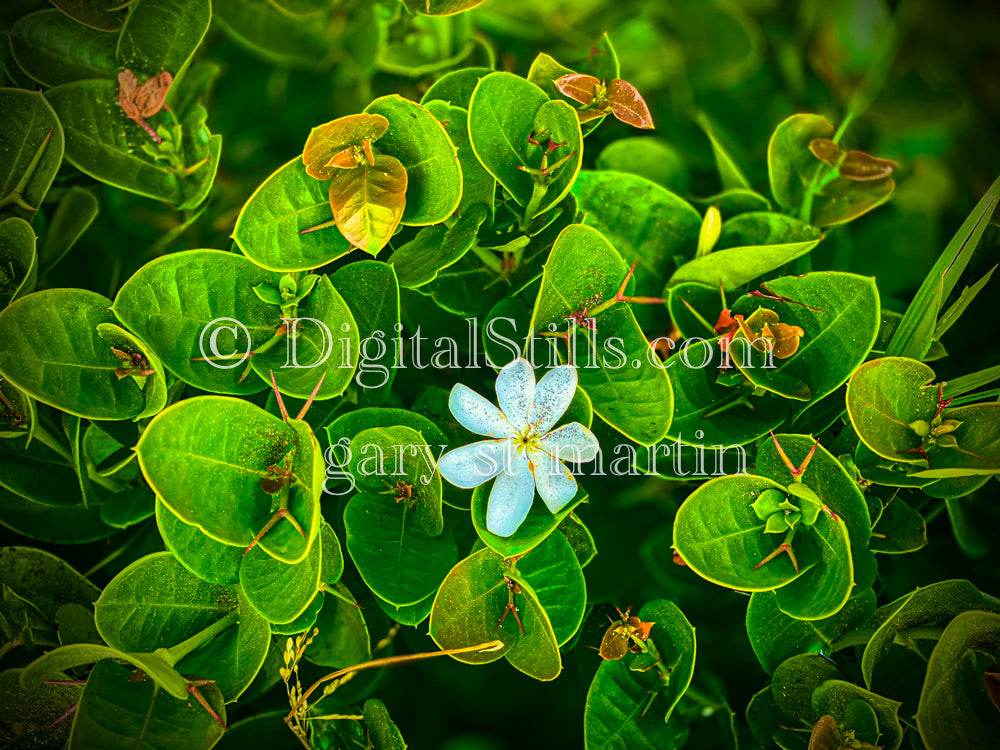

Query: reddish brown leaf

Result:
[838,149,898,181]
[133,71,173,117]
[606,79,653,129]
[303,113,389,181]
[329,147,361,169]
[328,154,407,256]
[555,74,602,106]
[809,138,840,167]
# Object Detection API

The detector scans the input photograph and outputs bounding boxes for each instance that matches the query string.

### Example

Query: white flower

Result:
[437,358,600,537]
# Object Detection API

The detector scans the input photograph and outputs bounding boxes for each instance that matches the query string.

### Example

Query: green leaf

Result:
[363,699,407,750]
[344,493,456,607]
[861,579,1000,689]
[404,0,486,15]
[156,497,242,585]
[516,530,586,646]
[330,260,400,407]
[0,217,37,308]
[747,588,877,674]
[37,186,98,275]
[638,599,697,721]
[584,658,687,750]
[0,546,100,621]
[667,213,822,290]
[423,100,495,220]
[420,67,492,109]
[846,357,939,462]
[389,203,487,289]
[347,424,443,535]
[916,610,1000,750]
[0,486,114,544]
[595,138,690,194]
[0,667,80,748]
[530,224,673,445]
[9,10,119,87]
[674,472,824,592]
[730,272,881,407]
[468,72,582,215]
[113,249,358,399]
[50,0,128,31]
[660,337,792,448]
[212,0,330,69]
[0,288,150,420]
[234,157,353,272]
[137,396,322,564]
[812,681,904,750]
[934,264,997,340]
[116,0,211,75]
[0,88,65,224]
[68,660,226,750]
[887,176,1000,359]
[472,483,585,558]
[364,94,463,226]
[95,552,270,702]
[767,113,895,226]
[572,170,702,322]
[305,583,371,669]
[869,494,927,553]
[240,523,323,625]
[45,80,219,209]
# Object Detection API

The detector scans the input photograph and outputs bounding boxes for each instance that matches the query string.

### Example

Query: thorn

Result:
[769,431,818,477]
[294,374,326,420]
[615,260,639,300]
[496,604,526,636]
[46,702,78,730]
[748,283,825,312]
[897,445,931,466]
[933,382,953,420]
[243,508,305,556]
[188,681,228,732]
[752,542,799,574]
[547,138,568,153]
[298,218,338,235]
[270,371,290,423]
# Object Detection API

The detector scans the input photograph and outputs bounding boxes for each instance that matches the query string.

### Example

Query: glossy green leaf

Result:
[68,660,226,750]
[472,483,585,558]
[0,88,65,224]
[812,681,904,750]
[0,217,37,308]
[516,530,586,646]
[673,474,813,591]
[364,94,463,225]
[9,10,119,87]
[305,582,371,669]
[389,203,487,289]
[156,497,243,585]
[468,72,582,215]
[730,272,881,406]
[420,67,492,109]
[116,0,211,75]
[240,522,323,625]
[668,213,821,290]
[95,552,270,702]
[344,493,456,607]
[37,186,98,275]
[137,396,322,564]
[234,157,352,272]
[0,288,150,420]
[916,610,1000,750]
[584,658,687,750]
[424,101,495,221]
[530,224,673,445]
[45,80,219,209]
[50,0,127,31]
[113,249,359,399]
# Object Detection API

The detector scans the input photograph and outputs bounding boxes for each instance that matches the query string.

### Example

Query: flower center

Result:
[513,428,540,453]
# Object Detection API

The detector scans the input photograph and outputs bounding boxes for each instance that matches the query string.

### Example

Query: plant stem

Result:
[160,608,240,666]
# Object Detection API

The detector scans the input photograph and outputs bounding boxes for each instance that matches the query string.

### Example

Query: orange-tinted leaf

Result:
[328,154,407,256]
[303,113,389,180]
[762,322,805,359]
[838,149,898,181]
[329,147,362,169]
[807,715,841,750]
[606,79,653,129]
[555,74,602,106]
[809,137,839,167]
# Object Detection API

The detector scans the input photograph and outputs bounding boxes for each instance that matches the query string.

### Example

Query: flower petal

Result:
[529,448,578,514]
[495,358,535,433]
[438,439,510,489]
[486,449,535,537]
[539,422,600,463]
[449,384,512,438]
[528,365,577,434]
